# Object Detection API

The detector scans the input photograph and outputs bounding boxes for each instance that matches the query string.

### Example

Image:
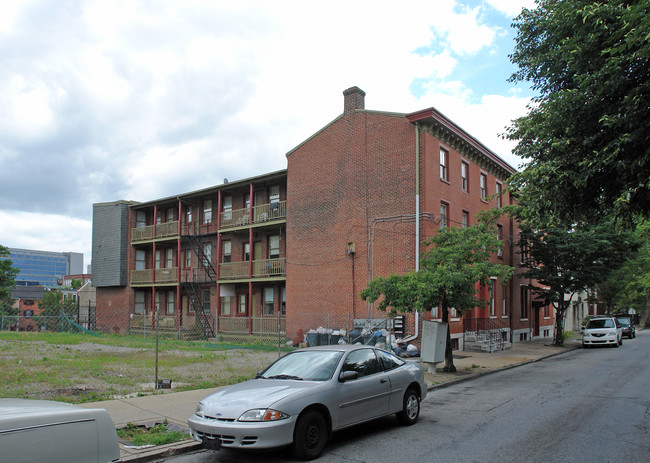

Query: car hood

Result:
[199,379,321,419]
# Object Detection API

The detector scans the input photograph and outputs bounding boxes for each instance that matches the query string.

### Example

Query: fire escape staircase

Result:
[182,231,217,339]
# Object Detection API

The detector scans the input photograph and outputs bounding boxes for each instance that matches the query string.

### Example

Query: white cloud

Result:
[0,0,535,266]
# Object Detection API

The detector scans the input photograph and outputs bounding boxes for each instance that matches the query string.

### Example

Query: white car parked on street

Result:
[582,317,623,348]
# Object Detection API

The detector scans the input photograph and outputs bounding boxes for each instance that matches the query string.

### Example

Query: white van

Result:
[0,399,121,463]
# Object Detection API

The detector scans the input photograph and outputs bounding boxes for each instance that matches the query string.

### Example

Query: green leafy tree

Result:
[598,220,650,315]
[507,0,650,224]
[39,289,78,319]
[71,278,83,290]
[0,245,19,314]
[519,222,638,346]
[361,212,513,372]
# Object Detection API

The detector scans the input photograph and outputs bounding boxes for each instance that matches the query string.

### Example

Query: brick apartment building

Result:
[92,87,553,349]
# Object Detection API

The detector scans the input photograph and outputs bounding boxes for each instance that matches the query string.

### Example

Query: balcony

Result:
[220,201,286,230]
[219,258,286,280]
[217,315,286,338]
[130,267,178,285]
[132,221,179,243]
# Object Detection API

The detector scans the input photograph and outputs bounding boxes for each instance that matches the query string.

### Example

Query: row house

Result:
[285,87,553,350]
[92,87,554,350]
[92,171,287,341]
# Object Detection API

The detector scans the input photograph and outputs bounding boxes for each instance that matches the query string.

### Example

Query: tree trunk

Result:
[553,303,565,347]
[441,300,456,372]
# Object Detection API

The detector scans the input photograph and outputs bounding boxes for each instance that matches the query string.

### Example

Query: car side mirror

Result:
[339,371,358,382]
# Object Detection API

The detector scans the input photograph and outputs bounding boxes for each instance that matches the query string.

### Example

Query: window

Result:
[155,292,160,313]
[135,291,145,314]
[431,306,439,319]
[221,296,231,315]
[223,196,232,221]
[440,148,448,181]
[341,349,381,378]
[263,287,274,315]
[203,244,212,267]
[520,235,528,264]
[136,211,147,228]
[440,202,449,229]
[496,183,503,208]
[461,161,469,192]
[480,173,487,200]
[202,290,210,314]
[221,241,231,263]
[269,185,280,205]
[502,296,507,316]
[244,243,250,261]
[238,294,246,314]
[521,286,529,319]
[450,307,458,318]
[135,250,146,270]
[167,291,175,314]
[155,250,162,269]
[489,280,496,316]
[156,210,163,224]
[203,199,212,224]
[269,235,280,259]
[184,250,192,268]
[167,208,174,222]
[497,224,503,258]
[166,248,173,268]
[185,205,192,223]
[462,210,469,228]
[281,287,286,315]
[244,193,251,209]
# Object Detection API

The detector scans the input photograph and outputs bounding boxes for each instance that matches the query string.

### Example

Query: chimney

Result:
[343,86,365,115]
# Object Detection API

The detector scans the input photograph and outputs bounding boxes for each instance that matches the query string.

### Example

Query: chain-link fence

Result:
[0,305,415,404]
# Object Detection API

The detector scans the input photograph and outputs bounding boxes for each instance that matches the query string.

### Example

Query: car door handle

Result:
[380,378,388,383]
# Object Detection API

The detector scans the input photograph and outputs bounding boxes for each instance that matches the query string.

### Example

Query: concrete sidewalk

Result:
[82,337,581,462]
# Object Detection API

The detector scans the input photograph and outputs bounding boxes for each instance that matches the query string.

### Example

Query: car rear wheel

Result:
[292,409,327,461]
[396,388,420,426]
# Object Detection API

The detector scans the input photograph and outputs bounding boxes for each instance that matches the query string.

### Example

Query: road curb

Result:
[427,344,581,392]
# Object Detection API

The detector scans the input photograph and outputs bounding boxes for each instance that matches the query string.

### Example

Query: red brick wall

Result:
[287,111,417,337]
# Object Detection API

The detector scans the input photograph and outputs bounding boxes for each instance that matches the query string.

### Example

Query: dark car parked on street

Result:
[614,316,636,339]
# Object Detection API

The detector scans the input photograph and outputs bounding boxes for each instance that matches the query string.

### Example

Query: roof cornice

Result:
[406,107,517,178]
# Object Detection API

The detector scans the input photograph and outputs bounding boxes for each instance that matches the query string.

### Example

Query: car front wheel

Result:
[396,388,420,426]
[292,409,327,461]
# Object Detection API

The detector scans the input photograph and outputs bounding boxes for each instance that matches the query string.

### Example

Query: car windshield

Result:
[586,319,614,329]
[616,318,630,326]
[260,350,343,381]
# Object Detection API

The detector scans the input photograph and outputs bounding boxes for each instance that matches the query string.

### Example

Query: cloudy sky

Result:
[0,0,537,269]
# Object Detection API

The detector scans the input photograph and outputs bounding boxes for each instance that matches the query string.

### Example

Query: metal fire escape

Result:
[182,231,217,339]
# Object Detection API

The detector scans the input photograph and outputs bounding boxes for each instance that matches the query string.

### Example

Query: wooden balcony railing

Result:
[219,261,250,279]
[131,221,179,242]
[220,201,286,230]
[217,316,286,336]
[130,268,178,284]
[252,258,286,277]
[156,221,179,238]
[218,258,286,280]
[132,225,154,242]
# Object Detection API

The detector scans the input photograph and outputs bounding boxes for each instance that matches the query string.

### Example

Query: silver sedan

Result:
[188,344,428,460]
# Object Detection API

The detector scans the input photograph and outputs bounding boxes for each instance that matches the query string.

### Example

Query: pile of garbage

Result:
[293,327,420,357]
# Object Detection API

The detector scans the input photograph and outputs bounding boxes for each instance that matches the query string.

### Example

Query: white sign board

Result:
[421,320,448,364]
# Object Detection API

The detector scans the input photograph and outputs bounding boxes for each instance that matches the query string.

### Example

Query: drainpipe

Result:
[403,123,421,343]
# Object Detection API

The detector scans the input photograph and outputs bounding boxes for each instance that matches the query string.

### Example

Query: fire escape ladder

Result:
[183,275,215,339]
[186,232,218,281]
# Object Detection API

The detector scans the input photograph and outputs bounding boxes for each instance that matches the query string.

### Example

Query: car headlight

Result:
[238,409,290,422]
[195,402,205,418]
[608,330,617,336]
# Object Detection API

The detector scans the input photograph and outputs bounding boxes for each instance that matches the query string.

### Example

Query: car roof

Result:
[0,399,80,416]
[293,344,382,354]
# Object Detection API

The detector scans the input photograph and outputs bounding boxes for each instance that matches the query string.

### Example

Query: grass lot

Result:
[0,332,287,403]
